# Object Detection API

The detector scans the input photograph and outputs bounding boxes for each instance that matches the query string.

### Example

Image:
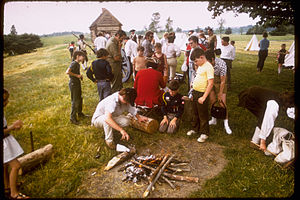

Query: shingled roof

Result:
[89,8,122,28]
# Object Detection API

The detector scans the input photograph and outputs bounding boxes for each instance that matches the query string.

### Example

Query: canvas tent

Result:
[216,35,222,49]
[244,34,260,51]
[174,32,188,51]
[153,32,160,44]
[283,41,295,68]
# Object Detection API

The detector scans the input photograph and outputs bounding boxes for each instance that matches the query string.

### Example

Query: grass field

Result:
[3,34,295,198]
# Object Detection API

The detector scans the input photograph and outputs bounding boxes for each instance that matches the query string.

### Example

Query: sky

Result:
[3,1,260,35]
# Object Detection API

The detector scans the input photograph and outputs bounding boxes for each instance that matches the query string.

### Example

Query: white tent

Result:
[283,41,295,67]
[153,32,160,44]
[244,34,260,51]
[174,32,188,51]
[216,35,222,49]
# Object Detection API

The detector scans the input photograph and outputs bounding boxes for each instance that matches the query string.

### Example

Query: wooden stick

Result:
[250,141,278,157]
[131,160,199,183]
[149,154,169,182]
[161,176,175,189]
[143,155,174,198]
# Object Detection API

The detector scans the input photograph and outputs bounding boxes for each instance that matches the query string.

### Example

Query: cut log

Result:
[127,114,159,134]
[104,148,136,171]
[17,144,53,175]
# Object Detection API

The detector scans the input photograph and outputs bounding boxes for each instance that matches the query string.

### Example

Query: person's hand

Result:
[78,74,83,80]
[198,96,206,104]
[259,139,267,152]
[169,118,177,129]
[12,120,23,130]
[160,117,168,127]
[120,130,130,141]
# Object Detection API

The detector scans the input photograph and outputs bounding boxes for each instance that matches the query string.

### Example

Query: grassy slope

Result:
[3,34,294,198]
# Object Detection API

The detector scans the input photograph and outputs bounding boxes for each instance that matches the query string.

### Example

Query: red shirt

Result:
[134,68,166,108]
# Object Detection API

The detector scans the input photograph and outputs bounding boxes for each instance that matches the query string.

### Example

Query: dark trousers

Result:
[222,58,232,89]
[97,81,111,102]
[69,81,83,120]
[190,91,210,135]
[257,50,268,72]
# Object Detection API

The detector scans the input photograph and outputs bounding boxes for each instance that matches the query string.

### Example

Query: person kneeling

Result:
[159,80,184,134]
[91,88,147,149]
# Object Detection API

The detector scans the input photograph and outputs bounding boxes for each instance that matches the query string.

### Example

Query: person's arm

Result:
[218,75,226,102]
[160,93,169,126]
[86,64,96,83]
[4,120,23,134]
[66,67,83,80]
[163,54,168,83]
[105,112,129,141]
[198,78,214,104]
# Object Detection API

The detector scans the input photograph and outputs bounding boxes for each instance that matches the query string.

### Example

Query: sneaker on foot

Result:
[209,118,217,125]
[224,125,232,134]
[197,134,208,143]
[187,130,196,136]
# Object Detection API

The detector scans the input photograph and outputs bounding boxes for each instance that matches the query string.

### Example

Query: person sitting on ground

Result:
[132,45,147,78]
[86,48,114,102]
[134,58,166,108]
[237,86,294,152]
[3,89,29,199]
[205,50,232,134]
[91,88,148,149]
[66,50,88,125]
[159,80,184,134]
[153,42,168,84]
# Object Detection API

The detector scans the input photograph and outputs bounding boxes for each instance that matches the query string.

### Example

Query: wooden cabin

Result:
[89,8,123,42]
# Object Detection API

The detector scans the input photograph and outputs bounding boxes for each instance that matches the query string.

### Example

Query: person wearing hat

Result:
[134,57,166,108]
[129,29,137,43]
[159,80,184,134]
[91,88,147,149]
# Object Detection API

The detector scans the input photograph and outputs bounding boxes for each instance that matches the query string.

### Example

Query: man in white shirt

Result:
[94,32,107,51]
[124,36,138,63]
[91,88,147,149]
[220,36,235,90]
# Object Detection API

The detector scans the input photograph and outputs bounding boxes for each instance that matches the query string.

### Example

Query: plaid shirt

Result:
[214,58,227,76]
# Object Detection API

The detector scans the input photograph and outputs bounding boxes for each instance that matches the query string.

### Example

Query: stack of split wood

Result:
[118,154,199,197]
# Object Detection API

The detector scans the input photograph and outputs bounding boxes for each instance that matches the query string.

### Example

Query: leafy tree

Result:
[207,1,295,27]
[165,17,173,32]
[175,27,182,33]
[148,12,161,33]
[225,27,232,35]
[217,18,225,35]
[10,25,17,35]
[246,25,266,35]
[239,27,244,35]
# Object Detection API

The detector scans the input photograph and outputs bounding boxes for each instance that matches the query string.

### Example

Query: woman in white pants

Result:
[162,34,181,81]
[238,86,294,152]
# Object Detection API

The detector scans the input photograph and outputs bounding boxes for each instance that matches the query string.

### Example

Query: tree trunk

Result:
[17,144,53,175]
[127,114,159,134]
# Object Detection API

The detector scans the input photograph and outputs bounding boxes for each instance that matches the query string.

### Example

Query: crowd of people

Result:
[3,29,294,198]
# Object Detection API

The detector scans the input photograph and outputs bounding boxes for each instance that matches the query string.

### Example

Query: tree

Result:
[239,27,244,35]
[207,1,295,28]
[10,25,17,35]
[165,17,173,32]
[148,12,161,33]
[246,25,266,35]
[225,27,232,35]
[175,27,182,33]
[217,18,225,35]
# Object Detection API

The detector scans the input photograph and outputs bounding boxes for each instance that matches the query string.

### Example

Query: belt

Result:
[97,79,110,82]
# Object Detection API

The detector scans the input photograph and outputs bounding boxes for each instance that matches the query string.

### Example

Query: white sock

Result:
[209,117,217,125]
[224,119,232,134]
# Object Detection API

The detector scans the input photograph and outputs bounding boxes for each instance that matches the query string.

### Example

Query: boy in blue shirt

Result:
[86,48,114,101]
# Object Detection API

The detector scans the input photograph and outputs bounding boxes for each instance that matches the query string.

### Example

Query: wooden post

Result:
[18,144,53,175]
[127,114,159,134]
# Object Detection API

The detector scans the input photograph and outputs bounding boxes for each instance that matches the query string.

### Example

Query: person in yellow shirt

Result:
[186,48,214,143]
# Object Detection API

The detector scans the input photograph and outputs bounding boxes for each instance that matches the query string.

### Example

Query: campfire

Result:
[118,153,199,197]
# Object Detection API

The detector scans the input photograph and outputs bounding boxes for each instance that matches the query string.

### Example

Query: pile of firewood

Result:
[118,154,199,197]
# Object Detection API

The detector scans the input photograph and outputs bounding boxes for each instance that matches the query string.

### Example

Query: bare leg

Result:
[8,159,21,197]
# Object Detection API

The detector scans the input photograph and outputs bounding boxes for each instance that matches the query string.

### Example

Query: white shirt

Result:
[220,44,235,60]
[162,43,181,59]
[125,39,138,62]
[94,36,107,50]
[91,92,137,125]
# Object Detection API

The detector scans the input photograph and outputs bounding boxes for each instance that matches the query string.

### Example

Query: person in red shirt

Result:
[134,58,166,108]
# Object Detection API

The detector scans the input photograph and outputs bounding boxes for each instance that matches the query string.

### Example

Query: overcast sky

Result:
[3,1,260,35]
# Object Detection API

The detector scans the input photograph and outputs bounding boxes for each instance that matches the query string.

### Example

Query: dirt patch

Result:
[76,137,228,198]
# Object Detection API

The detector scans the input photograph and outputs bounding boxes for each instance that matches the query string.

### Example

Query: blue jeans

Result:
[97,81,111,101]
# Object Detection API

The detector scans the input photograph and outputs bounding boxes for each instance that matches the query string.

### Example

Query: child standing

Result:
[68,41,76,60]
[159,80,184,134]
[66,50,87,125]
[186,47,214,143]
[153,43,168,84]
[86,48,113,102]
[133,46,147,78]
[277,44,289,74]
[3,89,29,199]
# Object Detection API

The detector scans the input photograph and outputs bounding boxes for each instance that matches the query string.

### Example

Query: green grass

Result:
[3,34,295,198]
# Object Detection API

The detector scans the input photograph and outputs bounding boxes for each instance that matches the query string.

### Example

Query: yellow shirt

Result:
[192,61,214,92]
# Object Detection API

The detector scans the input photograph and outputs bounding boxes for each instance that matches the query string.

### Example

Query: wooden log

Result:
[104,148,136,171]
[131,160,199,183]
[161,176,176,189]
[149,154,169,182]
[143,155,174,198]
[127,113,159,134]
[17,144,53,175]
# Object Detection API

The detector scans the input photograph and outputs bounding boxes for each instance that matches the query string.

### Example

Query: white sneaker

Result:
[209,117,217,125]
[224,125,232,134]
[187,130,196,136]
[197,134,208,143]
